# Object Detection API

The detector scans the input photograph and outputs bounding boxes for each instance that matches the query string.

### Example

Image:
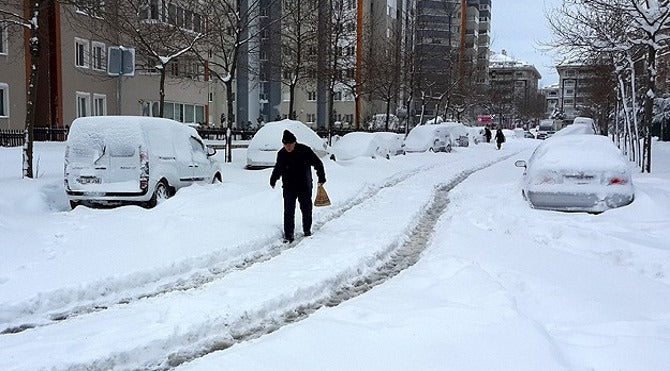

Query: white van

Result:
[64,116,222,208]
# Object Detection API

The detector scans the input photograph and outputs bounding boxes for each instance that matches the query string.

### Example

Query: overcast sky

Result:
[490,0,564,87]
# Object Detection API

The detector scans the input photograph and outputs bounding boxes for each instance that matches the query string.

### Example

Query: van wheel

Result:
[146,180,169,208]
[212,173,222,184]
[429,147,434,153]
[69,200,80,209]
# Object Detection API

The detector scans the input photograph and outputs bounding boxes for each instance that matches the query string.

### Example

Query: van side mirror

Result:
[514,160,527,168]
[207,147,217,157]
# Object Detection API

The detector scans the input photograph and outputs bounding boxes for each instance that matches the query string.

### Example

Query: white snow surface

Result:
[0,137,669,370]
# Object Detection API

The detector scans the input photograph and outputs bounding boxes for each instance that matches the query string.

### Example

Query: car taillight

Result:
[139,146,149,189]
[609,177,628,185]
[535,174,561,185]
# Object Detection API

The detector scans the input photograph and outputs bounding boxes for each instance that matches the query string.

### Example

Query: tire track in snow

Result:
[1,165,434,335]
[157,154,518,370]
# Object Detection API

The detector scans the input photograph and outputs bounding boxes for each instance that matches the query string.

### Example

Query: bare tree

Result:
[318,0,357,129]
[277,0,318,120]
[0,0,52,178]
[196,0,276,162]
[64,0,206,118]
[549,0,670,172]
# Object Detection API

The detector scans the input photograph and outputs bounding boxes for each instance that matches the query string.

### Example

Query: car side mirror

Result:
[207,147,217,157]
[514,160,527,168]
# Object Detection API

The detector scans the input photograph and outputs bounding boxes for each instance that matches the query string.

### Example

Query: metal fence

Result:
[0,128,69,147]
[1,126,408,148]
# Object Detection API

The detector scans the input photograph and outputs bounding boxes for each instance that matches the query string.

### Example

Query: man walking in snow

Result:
[270,130,326,243]
[495,127,505,150]
[484,126,492,143]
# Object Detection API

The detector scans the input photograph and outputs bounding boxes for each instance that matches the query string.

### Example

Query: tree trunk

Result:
[385,98,391,131]
[159,67,167,118]
[224,79,235,162]
[289,82,296,120]
[24,6,42,179]
[643,45,656,173]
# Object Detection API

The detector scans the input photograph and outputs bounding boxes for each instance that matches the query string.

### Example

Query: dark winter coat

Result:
[484,127,492,140]
[270,143,326,191]
[495,129,506,144]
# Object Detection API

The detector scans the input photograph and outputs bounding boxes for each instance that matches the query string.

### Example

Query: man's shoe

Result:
[283,237,294,244]
[304,231,312,237]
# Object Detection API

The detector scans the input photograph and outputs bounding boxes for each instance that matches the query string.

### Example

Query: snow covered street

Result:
[1,138,669,370]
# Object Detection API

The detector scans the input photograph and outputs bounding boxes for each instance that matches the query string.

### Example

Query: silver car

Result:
[515,135,634,213]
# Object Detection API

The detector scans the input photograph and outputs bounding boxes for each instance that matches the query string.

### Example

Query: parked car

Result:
[64,116,221,209]
[246,119,329,169]
[441,121,470,147]
[536,119,567,140]
[553,117,598,137]
[330,132,389,161]
[373,132,405,156]
[467,126,486,144]
[402,124,452,153]
[515,134,634,213]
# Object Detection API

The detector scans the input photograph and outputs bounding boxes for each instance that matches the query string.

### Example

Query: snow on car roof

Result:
[248,119,326,151]
[532,134,628,172]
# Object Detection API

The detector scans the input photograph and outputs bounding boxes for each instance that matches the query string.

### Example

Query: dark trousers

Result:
[283,188,313,239]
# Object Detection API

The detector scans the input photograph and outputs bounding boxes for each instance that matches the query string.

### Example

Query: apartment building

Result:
[541,83,560,118]
[476,0,491,86]
[0,1,214,131]
[488,50,542,125]
[556,62,595,120]
[0,4,27,130]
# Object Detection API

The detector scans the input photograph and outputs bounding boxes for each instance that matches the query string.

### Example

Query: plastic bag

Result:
[314,184,331,207]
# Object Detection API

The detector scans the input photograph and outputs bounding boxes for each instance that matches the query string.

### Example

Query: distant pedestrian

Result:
[484,127,492,143]
[270,130,326,243]
[495,128,505,150]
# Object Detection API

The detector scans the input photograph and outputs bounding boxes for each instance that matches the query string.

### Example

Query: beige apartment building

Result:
[556,62,596,120]
[0,2,216,131]
[0,2,27,130]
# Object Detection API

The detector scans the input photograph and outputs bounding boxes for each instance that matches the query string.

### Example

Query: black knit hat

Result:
[282,130,297,144]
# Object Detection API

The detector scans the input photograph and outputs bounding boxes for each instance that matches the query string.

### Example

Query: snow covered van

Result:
[64,116,222,209]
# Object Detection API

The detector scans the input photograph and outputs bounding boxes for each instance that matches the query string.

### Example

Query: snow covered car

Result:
[515,135,634,213]
[441,121,470,147]
[372,132,405,156]
[246,119,329,168]
[466,126,486,144]
[64,116,221,209]
[330,132,389,161]
[402,124,452,153]
[553,117,598,137]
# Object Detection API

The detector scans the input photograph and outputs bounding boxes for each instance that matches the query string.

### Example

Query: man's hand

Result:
[270,181,276,189]
[318,181,325,186]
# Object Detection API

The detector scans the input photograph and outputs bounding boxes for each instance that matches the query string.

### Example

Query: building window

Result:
[140,0,160,20]
[184,104,195,123]
[0,22,7,55]
[93,94,106,115]
[0,83,8,117]
[76,92,90,117]
[195,105,204,123]
[164,102,175,120]
[307,91,316,101]
[75,38,89,68]
[306,113,316,122]
[91,41,105,70]
[75,0,105,18]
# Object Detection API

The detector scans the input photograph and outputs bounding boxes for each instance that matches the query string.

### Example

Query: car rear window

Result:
[109,143,136,157]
